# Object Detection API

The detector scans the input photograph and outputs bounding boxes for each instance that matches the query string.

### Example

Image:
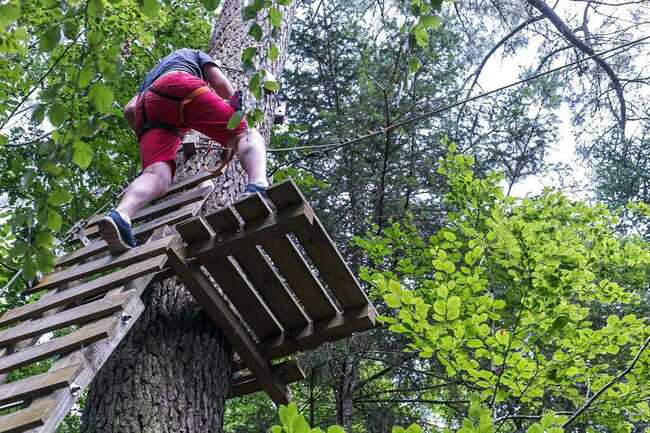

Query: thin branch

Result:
[562,335,650,428]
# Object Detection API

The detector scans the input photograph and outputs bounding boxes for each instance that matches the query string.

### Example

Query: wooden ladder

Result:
[0,172,376,433]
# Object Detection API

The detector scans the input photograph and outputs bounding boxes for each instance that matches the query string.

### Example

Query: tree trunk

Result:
[80,1,296,432]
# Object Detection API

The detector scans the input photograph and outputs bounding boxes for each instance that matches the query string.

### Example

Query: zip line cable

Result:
[267,35,649,175]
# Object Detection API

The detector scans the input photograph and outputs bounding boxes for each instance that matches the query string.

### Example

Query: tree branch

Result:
[528,0,627,136]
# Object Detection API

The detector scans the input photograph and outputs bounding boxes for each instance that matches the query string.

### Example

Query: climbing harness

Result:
[136,84,211,139]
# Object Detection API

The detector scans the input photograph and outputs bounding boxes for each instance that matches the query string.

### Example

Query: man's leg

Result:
[228,127,268,188]
[116,161,173,218]
[99,161,173,255]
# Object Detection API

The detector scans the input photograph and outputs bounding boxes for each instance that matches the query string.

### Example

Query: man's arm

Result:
[124,94,139,132]
[202,64,234,100]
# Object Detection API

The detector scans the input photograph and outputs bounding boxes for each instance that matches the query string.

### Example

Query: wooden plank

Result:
[0,400,53,433]
[233,193,272,223]
[85,186,211,229]
[166,249,291,404]
[205,206,240,234]
[190,202,314,262]
[262,304,377,359]
[60,202,199,267]
[0,292,132,348]
[0,364,82,406]
[160,170,218,200]
[0,319,114,375]
[262,235,338,320]
[294,218,370,309]
[26,235,178,294]
[1,256,166,327]
[229,360,305,399]
[201,258,281,340]
[232,247,310,330]
[175,216,214,244]
[75,200,203,244]
[267,179,307,210]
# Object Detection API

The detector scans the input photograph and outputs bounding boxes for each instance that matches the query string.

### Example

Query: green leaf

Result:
[327,426,345,433]
[526,424,543,433]
[46,209,62,231]
[268,42,280,61]
[39,25,61,52]
[249,23,263,41]
[89,82,114,113]
[201,0,220,10]
[20,169,36,191]
[35,247,54,270]
[78,64,94,87]
[48,102,67,127]
[264,80,279,92]
[413,24,428,47]
[242,46,257,62]
[143,0,161,17]
[226,111,245,130]
[72,140,93,170]
[277,0,291,5]
[242,5,257,20]
[446,296,461,320]
[385,293,400,308]
[419,15,441,30]
[48,189,73,206]
[87,0,105,17]
[551,315,569,331]
[408,57,421,73]
[32,104,46,123]
[406,424,422,433]
[0,2,20,25]
[269,7,282,28]
[35,231,53,248]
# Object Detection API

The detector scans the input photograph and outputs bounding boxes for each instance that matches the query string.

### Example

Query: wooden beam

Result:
[261,234,338,320]
[166,248,292,405]
[261,304,377,359]
[0,291,133,348]
[27,235,178,294]
[159,169,218,200]
[189,202,314,262]
[0,318,114,375]
[294,217,370,309]
[0,400,53,433]
[0,364,83,406]
[0,256,167,327]
[229,360,304,399]
[84,184,211,229]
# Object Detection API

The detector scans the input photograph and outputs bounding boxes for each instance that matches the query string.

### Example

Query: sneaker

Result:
[238,182,270,201]
[99,210,137,255]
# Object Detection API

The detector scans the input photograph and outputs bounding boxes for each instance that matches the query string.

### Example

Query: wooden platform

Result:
[0,178,376,433]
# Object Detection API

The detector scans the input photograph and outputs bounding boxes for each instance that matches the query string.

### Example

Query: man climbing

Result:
[98,48,269,255]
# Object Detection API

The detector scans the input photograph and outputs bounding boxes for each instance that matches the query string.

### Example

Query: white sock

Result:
[115,209,131,226]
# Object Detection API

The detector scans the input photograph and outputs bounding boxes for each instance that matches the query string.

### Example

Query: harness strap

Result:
[179,86,211,127]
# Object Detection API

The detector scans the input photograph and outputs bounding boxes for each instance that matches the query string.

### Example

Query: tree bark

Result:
[80,1,296,432]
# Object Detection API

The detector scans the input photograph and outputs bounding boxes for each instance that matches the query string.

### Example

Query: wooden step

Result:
[0,400,53,433]
[1,257,166,328]
[84,186,211,229]
[0,319,113,375]
[27,235,177,294]
[0,364,82,406]
[0,292,132,348]
[68,201,203,250]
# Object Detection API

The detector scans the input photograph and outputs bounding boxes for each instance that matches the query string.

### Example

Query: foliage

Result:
[356,145,650,432]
